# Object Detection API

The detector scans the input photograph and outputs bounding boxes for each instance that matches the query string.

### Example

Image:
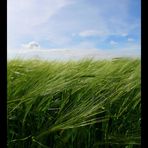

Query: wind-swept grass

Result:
[7,58,141,148]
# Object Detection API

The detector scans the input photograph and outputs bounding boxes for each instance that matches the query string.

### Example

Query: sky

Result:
[8,0,141,60]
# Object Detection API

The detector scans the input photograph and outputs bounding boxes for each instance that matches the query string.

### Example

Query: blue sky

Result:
[8,0,141,60]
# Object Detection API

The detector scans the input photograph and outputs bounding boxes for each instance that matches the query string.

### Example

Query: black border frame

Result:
[0,0,7,147]
[141,0,146,147]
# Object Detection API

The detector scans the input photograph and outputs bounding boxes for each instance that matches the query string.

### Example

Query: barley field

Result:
[7,58,141,148]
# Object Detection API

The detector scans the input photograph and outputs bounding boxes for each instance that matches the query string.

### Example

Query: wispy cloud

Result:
[110,40,118,46]
[79,30,107,37]
[121,33,128,37]
[8,0,74,48]
[8,0,74,27]
[128,38,134,42]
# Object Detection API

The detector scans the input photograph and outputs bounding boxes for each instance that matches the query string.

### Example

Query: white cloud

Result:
[128,38,134,42]
[79,30,107,37]
[110,40,118,46]
[21,41,40,49]
[121,33,128,37]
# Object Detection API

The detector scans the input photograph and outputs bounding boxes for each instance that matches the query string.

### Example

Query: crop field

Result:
[7,58,141,148]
